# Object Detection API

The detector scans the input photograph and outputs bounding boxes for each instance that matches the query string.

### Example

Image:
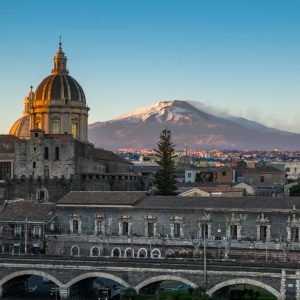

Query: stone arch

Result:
[65,272,130,289]
[206,278,281,298]
[0,270,63,288]
[111,247,121,257]
[90,246,100,257]
[137,248,148,258]
[135,275,197,292]
[150,248,161,258]
[71,245,80,256]
[124,247,134,257]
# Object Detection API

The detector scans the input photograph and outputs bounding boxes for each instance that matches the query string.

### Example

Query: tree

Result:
[289,183,300,196]
[154,129,177,195]
[123,288,137,300]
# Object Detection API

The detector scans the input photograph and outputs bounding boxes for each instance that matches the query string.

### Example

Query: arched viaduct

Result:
[0,256,299,299]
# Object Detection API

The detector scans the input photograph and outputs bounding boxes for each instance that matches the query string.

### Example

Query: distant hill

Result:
[88,100,300,150]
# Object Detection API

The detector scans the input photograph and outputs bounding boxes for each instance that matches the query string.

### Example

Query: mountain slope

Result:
[88,100,300,150]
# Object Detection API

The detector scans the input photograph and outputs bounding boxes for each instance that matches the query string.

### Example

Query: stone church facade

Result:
[0,42,143,202]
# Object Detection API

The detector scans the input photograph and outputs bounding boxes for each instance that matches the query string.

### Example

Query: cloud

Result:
[188,100,300,134]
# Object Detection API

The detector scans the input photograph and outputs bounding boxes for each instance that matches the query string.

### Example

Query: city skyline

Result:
[0,0,300,134]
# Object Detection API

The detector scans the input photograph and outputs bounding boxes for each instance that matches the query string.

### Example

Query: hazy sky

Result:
[0,0,300,133]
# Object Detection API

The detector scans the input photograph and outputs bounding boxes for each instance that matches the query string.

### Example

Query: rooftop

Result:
[58,191,147,206]
[0,201,55,222]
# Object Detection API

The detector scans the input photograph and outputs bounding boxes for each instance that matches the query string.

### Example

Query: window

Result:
[291,227,299,241]
[0,162,11,180]
[222,171,227,176]
[91,247,99,257]
[125,248,134,257]
[96,221,103,235]
[36,122,41,129]
[122,222,129,236]
[148,223,154,237]
[230,225,238,240]
[260,225,267,241]
[38,190,45,202]
[112,248,121,257]
[33,226,41,238]
[260,176,265,183]
[188,173,191,178]
[72,123,79,138]
[174,223,181,238]
[286,167,290,172]
[51,121,60,134]
[73,220,79,234]
[14,225,22,238]
[55,147,60,160]
[44,147,49,160]
[32,162,36,169]
[151,249,161,258]
[201,223,208,239]
[44,166,49,179]
[137,248,147,258]
[71,245,80,256]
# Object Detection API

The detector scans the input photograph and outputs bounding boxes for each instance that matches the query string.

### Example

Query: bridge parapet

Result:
[0,256,300,299]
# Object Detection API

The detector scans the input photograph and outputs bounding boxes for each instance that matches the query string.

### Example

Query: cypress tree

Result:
[154,129,177,195]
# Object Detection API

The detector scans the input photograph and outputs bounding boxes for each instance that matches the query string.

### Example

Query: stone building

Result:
[39,192,300,261]
[0,42,143,202]
[0,199,55,255]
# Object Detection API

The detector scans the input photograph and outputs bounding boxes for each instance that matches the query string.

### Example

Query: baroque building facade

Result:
[0,43,143,202]
[31,192,300,260]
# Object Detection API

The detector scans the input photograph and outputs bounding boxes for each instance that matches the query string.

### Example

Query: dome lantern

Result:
[51,38,69,75]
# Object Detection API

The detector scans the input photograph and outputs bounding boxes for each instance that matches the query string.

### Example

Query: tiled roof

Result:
[92,148,132,164]
[0,201,55,222]
[58,191,147,206]
[136,196,300,210]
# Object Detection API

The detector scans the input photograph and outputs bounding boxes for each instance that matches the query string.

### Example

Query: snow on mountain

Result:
[89,100,300,150]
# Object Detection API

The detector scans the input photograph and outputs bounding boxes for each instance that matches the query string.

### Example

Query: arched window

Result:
[112,248,121,257]
[71,245,80,257]
[124,248,134,258]
[166,249,175,258]
[55,147,60,160]
[151,248,161,258]
[137,248,147,258]
[91,247,100,257]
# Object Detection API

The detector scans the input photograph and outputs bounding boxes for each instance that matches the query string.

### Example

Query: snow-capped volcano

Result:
[112,101,204,124]
[89,100,300,150]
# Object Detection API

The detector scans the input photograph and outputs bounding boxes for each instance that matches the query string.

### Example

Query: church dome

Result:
[35,41,86,103]
[9,115,30,138]
[35,74,86,102]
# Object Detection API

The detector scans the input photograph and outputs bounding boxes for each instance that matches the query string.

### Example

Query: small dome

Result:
[9,115,30,138]
[35,74,86,103]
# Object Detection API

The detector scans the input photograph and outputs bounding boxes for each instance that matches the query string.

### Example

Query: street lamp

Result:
[217,228,221,260]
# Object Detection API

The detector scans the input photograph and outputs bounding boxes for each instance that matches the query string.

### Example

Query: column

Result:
[170,223,174,238]
[208,223,212,239]
[128,221,132,236]
[267,225,271,242]
[237,225,242,241]
[280,269,286,300]
[59,287,70,300]
[287,226,291,242]
[296,270,300,300]
[118,221,122,236]
[256,225,260,241]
